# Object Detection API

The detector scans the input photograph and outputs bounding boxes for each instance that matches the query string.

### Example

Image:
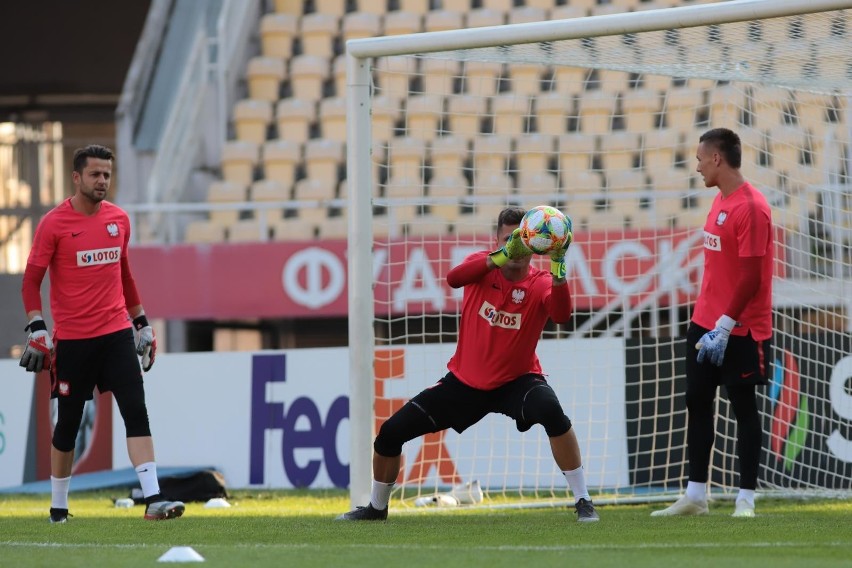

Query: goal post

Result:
[346,0,852,509]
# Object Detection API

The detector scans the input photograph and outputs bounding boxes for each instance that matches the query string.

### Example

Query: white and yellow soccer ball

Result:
[518,205,572,255]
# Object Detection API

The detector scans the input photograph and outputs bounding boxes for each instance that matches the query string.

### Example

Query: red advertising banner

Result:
[129,229,785,320]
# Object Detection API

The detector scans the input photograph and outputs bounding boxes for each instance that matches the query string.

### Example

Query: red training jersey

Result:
[27,198,134,339]
[692,182,774,341]
[447,251,570,390]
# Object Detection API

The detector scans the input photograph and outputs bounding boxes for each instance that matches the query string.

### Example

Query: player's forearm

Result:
[447,255,491,288]
[21,263,47,316]
[724,256,762,320]
[546,281,573,323]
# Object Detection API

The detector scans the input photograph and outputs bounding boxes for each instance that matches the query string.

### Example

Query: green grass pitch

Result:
[2,490,851,567]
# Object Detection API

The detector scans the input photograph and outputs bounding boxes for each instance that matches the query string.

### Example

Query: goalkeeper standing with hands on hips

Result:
[338,206,599,522]
[652,128,774,519]
[19,144,185,523]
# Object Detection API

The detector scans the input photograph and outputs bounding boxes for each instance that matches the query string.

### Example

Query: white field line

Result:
[1,541,851,552]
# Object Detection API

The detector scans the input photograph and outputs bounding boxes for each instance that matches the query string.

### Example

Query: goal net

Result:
[345,0,852,508]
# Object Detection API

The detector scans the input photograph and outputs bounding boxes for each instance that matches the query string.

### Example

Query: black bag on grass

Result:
[131,469,228,503]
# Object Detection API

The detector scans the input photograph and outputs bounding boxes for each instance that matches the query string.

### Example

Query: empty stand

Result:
[447,95,486,140]
[467,8,504,29]
[641,130,679,171]
[375,56,416,97]
[490,95,531,136]
[405,94,444,140]
[293,178,337,202]
[535,93,571,136]
[272,0,303,16]
[289,55,329,101]
[464,61,503,97]
[421,58,459,96]
[430,136,468,180]
[260,13,298,59]
[246,57,286,102]
[387,137,427,183]
[384,11,421,36]
[275,98,315,143]
[509,6,547,25]
[228,218,269,242]
[184,219,227,243]
[233,99,273,144]
[319,96,347,142]
[621,88,661,132]
[207,181,247,224]
[661,88,702,132]
[424,10,464,33]
[577,90,616,134]
[272,217,318,241]
[398,0,430,15]
[342,11,382,43]
[599,131,640,172]
[251,179,290,223]
[472,135,513,197]
[557,132,595,173]
[304,139,344,185]
[372,95,401,142]
[262,139,301,186]
[221,140,259,186]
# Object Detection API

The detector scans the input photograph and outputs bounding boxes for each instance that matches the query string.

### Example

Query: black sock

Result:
[145,493,164,505]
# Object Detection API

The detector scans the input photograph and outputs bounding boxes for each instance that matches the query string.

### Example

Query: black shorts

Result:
[51,328,143,401]
[686,322,772,387]
[409,372,558,434]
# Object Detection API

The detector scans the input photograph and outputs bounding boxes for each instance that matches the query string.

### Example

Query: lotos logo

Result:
[478,301,521,329]
[76,247,121,267]
[769,350,810,472]
[703,231,721,251]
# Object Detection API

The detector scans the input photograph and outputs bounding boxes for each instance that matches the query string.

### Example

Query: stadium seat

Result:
[535,93,571,136]
[319,96,347,142]
[275,98,315,144]
[516,134,554,173]
[405,94,444,140]
[304,139,344,185]
[509,6,547,25]
[600,132,640,172]
[447,95,486,140]
[384,11,421,36]
[289,55,330,101]
[233,99,273,145]
[251,179,290,224]
[405,214,453,237]
[557,132,595,173]
[221,140,259,186]
[372,95,402,142]
[262,140,301,186]
[294,178,337,202]
[642,129,680,171]
[472,135,511,174]
[260,13,298,58]
[561,170,603,198]
[374,56,415,97]
[421,58,459,97]
[578,90,616,134]
[767,124,805,169]
[301,13,339,59]
[517,171,559,205]
[207,181,247,225]
[184,219,227,243]
[332,55,347,97]
[272,0,303,16]
[621,88,661,132]
[398,0,430,15]
[550,5,587,20]
[606,170,647,193]
[246,57,286,102]
[387,137,427,182]
[342,11,382,43]
[490,95,532,136]
[272,217,318,241]
[472,171,514,197]
[319,212,348,239]
[661,88,702,132]
[228,218,270,242]
[424,10,464,34]
[464,61,503,97]
[467,8,504,29]
[441,0,472,14]
[708,84,745,128]
[738,128,765,169]
[427,174,467,221]
[509,63,544,96]
[430,136,468,181]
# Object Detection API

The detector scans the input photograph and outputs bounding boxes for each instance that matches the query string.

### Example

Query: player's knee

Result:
[521,385,571,437]
[373,402,434,457]
[52,400,85,452]
[118,398,152,438]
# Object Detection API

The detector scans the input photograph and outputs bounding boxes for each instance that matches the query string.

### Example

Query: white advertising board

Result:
[0,361,35,488]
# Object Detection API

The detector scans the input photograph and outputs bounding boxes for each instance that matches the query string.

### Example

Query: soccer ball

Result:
[519,205,572,255]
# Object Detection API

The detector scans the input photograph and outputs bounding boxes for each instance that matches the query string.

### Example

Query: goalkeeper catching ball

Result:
[338,206,599,523]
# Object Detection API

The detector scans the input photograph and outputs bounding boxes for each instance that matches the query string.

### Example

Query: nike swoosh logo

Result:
[492,284,500,289]
[741,371,755,379]
[71,232,83,237]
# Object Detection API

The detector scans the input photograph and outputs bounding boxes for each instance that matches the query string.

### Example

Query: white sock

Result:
[51,476,71,509]
[135,461,161,499]
[736,489,755,506]
[685,481,707,502]
[370,479,394,510]
[562,466,590,502]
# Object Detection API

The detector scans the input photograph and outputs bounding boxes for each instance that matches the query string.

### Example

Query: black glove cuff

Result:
[132,314,150,331]
[25,319,47,333]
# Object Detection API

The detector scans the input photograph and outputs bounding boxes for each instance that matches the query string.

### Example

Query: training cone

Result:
[204,497,231,509]
[157,546,205,563]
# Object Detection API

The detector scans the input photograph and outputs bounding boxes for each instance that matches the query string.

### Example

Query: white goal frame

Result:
[345,0,852,508]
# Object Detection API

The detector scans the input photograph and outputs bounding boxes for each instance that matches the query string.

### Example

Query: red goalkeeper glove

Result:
[19,316,53,373]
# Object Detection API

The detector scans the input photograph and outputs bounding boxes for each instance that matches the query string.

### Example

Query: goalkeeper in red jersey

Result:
[338,206,599,522]
[651,128,773,519]
[19,144,184,523]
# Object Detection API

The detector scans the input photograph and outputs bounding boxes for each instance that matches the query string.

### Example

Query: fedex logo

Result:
[249,354,349,487]
[77,247,121,266]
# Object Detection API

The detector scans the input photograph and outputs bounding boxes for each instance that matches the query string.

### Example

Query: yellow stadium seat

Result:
[319,213,349,239]
[294,178,337,202]
[251,179,289,224]
[421,58,459,97]
[374,56,415,97]
[405,94,444,140]
[424,10,464,33]
[405,214,453,238]
[272,0,303,16]
[621,88,661,132]
[509,63,544,96]
[342,11,381,43]
[301,12,339,59]
[430,137,468,180]
[427,175,467,221]
[272,217,318,241]
[275,98,315,143]
[767,124,805,169]
[332,54,347,98]
[550,5,587,20]
[319,96,347,142]
[314,0,346,16]
[467,8,504,28]
[599,131,640,172]
[289,55,329,101]
[384,11,421,36]
[536,93,571,136]
[661,88,702,132]
[606,170,647,193]
[207,181,247,224]
[516,134,555,174]
[472,135,511,174]
[446,95,486,140]
[509,6,547,25]
[185,219,227,243]
[398,0,430,15]
[228,218,270,242]
[464,60,503,97]
[260,13,298,58]
[221,140,259,186]
[304,139,344,185]
[557,132,595,172]
[708,84,746,129]
[578,90,616,134]
[246,57,286,102]
[372,95,402,142]
[491,94,532,136]
[233,99,272,144]
[262,139,301,186]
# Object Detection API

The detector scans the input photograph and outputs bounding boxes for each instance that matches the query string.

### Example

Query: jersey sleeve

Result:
[736,201,771,258]
[27,212,56,268]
